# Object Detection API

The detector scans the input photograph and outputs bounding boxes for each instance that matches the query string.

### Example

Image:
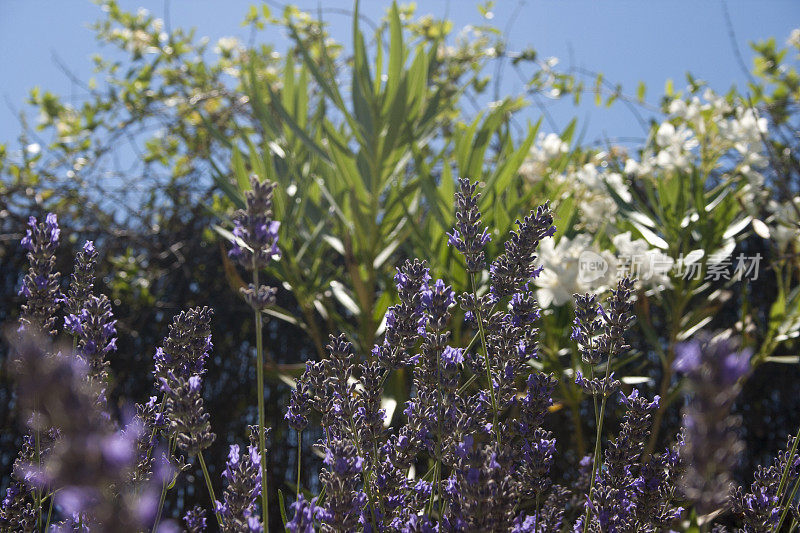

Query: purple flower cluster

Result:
[154,307,216,456]
[447,178,491,273]
[216,436,263,532]
[6,332,163,532]
[64,240,98,317]
[488,202,555,299]
[184,505,208,532]
[577,390,683,530]
[281,180,673,531]
[8,186,800,532]
[674,333,753,516]
[572,277,635,398]
[229,175,281,271]
[287,494,319,533]
[376,259,430,370]
[18,213,62,334]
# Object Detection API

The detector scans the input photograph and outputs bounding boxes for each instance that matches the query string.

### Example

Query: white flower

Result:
[788,28,800,48]
[768,199,800,250]
[541,133,568,159]
[519,133,568,182]
[652,122,697,171]
[703,88,731,114]
[655,122,676,147]
[535,234,616,307]
[719,107,767,152]
[624,158,640,175]
[25,143,41,155]
[612,232,673,289]
[603,172,632,203]
[579,196,618,231]
[215,37,240,55]
[575,163,600,189]
[668,99,687,118]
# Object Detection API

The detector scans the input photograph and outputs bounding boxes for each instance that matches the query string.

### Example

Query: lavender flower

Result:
[581,390,662,530]
[377,259,430,369]
[318,437,367,533]
[216,441,262,533]
[161,373,215,456]
[447,443,517,531]
[572,293,603,366]
[129,396,162,483]
[287,495,317,533]
[0,480,36,532]
[183,506,207,533]
[356,360,387,463]
[154,307,216,456]
[9,331,161,532]
[730,435,799,530]
[631,446,684,527]
[240,283,277,311]
[67,294,117,385]
[64,240,99,317]
[448,178,491,273]
[228,175,281,270]
[489,203,555,299]
[675,333,752,516]
[18,213,61,335]
[573,278,635,397]
[285,365,312,432]
[153,306,214,382]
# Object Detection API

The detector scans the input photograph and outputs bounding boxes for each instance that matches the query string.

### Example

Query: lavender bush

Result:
[2,179,799,532]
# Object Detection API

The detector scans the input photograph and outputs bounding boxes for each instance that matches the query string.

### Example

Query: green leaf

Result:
[330,280,361,316]
[764,355,800,364]
[486,118,540,192]
[251,60,332,165]
[231,145,250,191]
[629,219,669,250]
[665,78,675,97]
[386,2,404,101]
[263,306,306,330]
[278,489,289,530]
[210,167,245,209]
[722,215,753,240]
[560,117,578,145]
[286,24,346,110]
[636,81,646,103]
[373,238,401,270]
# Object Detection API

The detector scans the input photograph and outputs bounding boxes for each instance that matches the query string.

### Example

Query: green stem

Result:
[776,471,800,532]
[152,485,167,533]
[296,432,302,500]
[346,419,379,531]
[777,426,800,507]
[469,273,500,447]
[426,461,439,516]
[34,395,42,530]
[44,489,54,531]
[583,355,613,532]
[433,331,444,515]
[253,266,270,532]
[582,394,609,533]
[151,437,176,533]
[198,451,224,529]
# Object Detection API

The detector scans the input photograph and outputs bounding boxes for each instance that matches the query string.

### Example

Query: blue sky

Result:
[1,0,798,149]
